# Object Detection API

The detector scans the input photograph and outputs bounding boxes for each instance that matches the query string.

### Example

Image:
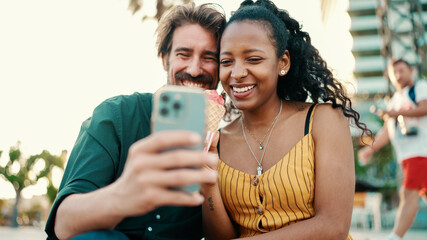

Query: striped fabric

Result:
[218,105,353,239]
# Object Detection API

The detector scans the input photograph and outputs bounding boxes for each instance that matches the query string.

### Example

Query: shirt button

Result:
[147,226,153,232]
[156,214,161,220]
[256,206,264,215]
[252,176,259,186]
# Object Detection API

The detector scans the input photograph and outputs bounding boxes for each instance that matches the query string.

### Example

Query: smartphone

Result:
[151,85,206,193]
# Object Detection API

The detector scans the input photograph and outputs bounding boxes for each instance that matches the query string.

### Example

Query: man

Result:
[359,58,427,240]
[45,3,225,240]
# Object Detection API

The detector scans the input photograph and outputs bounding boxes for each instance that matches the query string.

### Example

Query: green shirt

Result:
[45,92,203,240]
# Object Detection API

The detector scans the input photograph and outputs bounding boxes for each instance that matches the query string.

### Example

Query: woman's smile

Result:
[230,84,256,98]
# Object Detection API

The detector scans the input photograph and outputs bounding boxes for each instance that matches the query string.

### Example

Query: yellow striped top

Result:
[218,105,353,239]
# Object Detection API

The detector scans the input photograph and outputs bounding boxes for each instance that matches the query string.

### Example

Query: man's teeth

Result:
[233,85,255,93]
[182,81,204,88]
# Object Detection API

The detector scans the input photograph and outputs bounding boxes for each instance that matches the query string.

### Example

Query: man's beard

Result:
[172,71,215,89]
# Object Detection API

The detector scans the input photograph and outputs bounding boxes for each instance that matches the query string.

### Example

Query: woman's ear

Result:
[278,50,291,76]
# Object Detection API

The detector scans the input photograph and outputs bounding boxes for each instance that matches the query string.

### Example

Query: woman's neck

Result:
[241,100,283,129]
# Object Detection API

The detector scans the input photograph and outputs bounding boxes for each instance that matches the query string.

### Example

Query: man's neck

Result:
[397,80,415,91]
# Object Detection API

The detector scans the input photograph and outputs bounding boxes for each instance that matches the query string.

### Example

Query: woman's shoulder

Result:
[311,103,350,132]
[221,116,241,136]
[312,103,345,118]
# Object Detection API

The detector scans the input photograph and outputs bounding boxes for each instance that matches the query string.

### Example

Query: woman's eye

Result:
[220,59,232,65]
[248,57,262,63]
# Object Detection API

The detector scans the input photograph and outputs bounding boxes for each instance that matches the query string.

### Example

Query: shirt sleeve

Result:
[45,99,122,240]
[415,80,427,102]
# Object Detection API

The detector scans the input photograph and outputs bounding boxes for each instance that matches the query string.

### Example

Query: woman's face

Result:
[219,21,288,111]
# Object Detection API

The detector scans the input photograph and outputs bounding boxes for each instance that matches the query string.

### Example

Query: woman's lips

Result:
[230,84,256,99]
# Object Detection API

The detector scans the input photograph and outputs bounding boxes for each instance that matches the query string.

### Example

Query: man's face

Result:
[388,62,413,90]
[162,24,219,90]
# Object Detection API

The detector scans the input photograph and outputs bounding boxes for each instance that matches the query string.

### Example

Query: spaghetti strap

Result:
[304,104,317,135]
[217,129,221,157]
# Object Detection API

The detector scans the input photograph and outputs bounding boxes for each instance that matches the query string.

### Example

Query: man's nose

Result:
[394,73,400,79]
[187,58,203,77]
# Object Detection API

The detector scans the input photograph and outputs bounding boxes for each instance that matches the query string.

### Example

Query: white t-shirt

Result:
[386,80,427,163]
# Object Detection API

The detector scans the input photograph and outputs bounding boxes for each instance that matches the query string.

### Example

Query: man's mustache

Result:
[175,72,213,85]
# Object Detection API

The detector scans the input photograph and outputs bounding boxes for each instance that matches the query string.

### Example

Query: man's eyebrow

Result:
[174,47,192,53]
[204,50,218,57]
[174,47,217,57]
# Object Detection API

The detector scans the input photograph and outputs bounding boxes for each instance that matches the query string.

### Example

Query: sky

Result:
[0,0,351,199]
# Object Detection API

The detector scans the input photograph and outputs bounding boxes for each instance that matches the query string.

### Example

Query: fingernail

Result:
[205,169,218,180]
[211,170,218,179]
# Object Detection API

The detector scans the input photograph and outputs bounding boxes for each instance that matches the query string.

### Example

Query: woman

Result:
[202,0,370,239]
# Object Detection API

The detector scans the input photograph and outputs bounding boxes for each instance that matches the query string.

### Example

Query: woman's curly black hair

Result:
[222,0,371,137]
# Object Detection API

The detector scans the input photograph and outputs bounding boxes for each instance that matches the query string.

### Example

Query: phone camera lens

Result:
[160,108,169,116]
[173,102,181,110]
[161,95,169,102]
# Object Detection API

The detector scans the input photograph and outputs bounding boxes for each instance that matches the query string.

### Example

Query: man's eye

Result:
[204,56,217,61]
[177,53,189,57]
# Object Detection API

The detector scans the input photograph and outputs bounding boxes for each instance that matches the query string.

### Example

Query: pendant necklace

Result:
[241,101,282,176]
[243,114,277,150]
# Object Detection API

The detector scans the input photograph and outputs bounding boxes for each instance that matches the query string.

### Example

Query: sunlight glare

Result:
[33,158,46,173]
[22,177,48,199]
[10,161,21,175]
[52,166,64,189]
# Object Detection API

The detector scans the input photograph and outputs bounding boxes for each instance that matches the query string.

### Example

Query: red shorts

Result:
[401,156,427,196]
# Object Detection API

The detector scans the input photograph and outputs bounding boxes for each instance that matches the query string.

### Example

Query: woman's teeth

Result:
[233,85,255,93]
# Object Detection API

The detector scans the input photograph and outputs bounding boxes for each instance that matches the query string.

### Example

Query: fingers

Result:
[139,167,217,188]
[113,180,209,217]
[207,131,220,153]
[117,130,221,213]
[128,130,218,170]
[131,149,218,170]
[358,155,368,165]
[147,189,206,207]
[357,147,371,165]
[131,130,202,154]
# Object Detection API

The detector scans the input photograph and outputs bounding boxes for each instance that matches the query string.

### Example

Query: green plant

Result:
[0,142,65,227]
[128,0,193,21]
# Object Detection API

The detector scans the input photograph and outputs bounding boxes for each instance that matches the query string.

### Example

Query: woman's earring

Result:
[280,70,287,76]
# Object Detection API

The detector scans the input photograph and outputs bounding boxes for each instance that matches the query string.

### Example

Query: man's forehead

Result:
[170,24,218,52]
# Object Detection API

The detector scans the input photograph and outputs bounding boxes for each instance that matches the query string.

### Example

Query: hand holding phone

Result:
[151,85,206,193]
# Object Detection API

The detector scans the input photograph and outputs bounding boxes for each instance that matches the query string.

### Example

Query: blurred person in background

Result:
[359,58,427,240]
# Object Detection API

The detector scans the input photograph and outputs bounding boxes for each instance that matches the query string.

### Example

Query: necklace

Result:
[241,101,282,176]
[244,116,277,150]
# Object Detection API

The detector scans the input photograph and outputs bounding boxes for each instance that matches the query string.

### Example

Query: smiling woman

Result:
[201,1,366,240]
